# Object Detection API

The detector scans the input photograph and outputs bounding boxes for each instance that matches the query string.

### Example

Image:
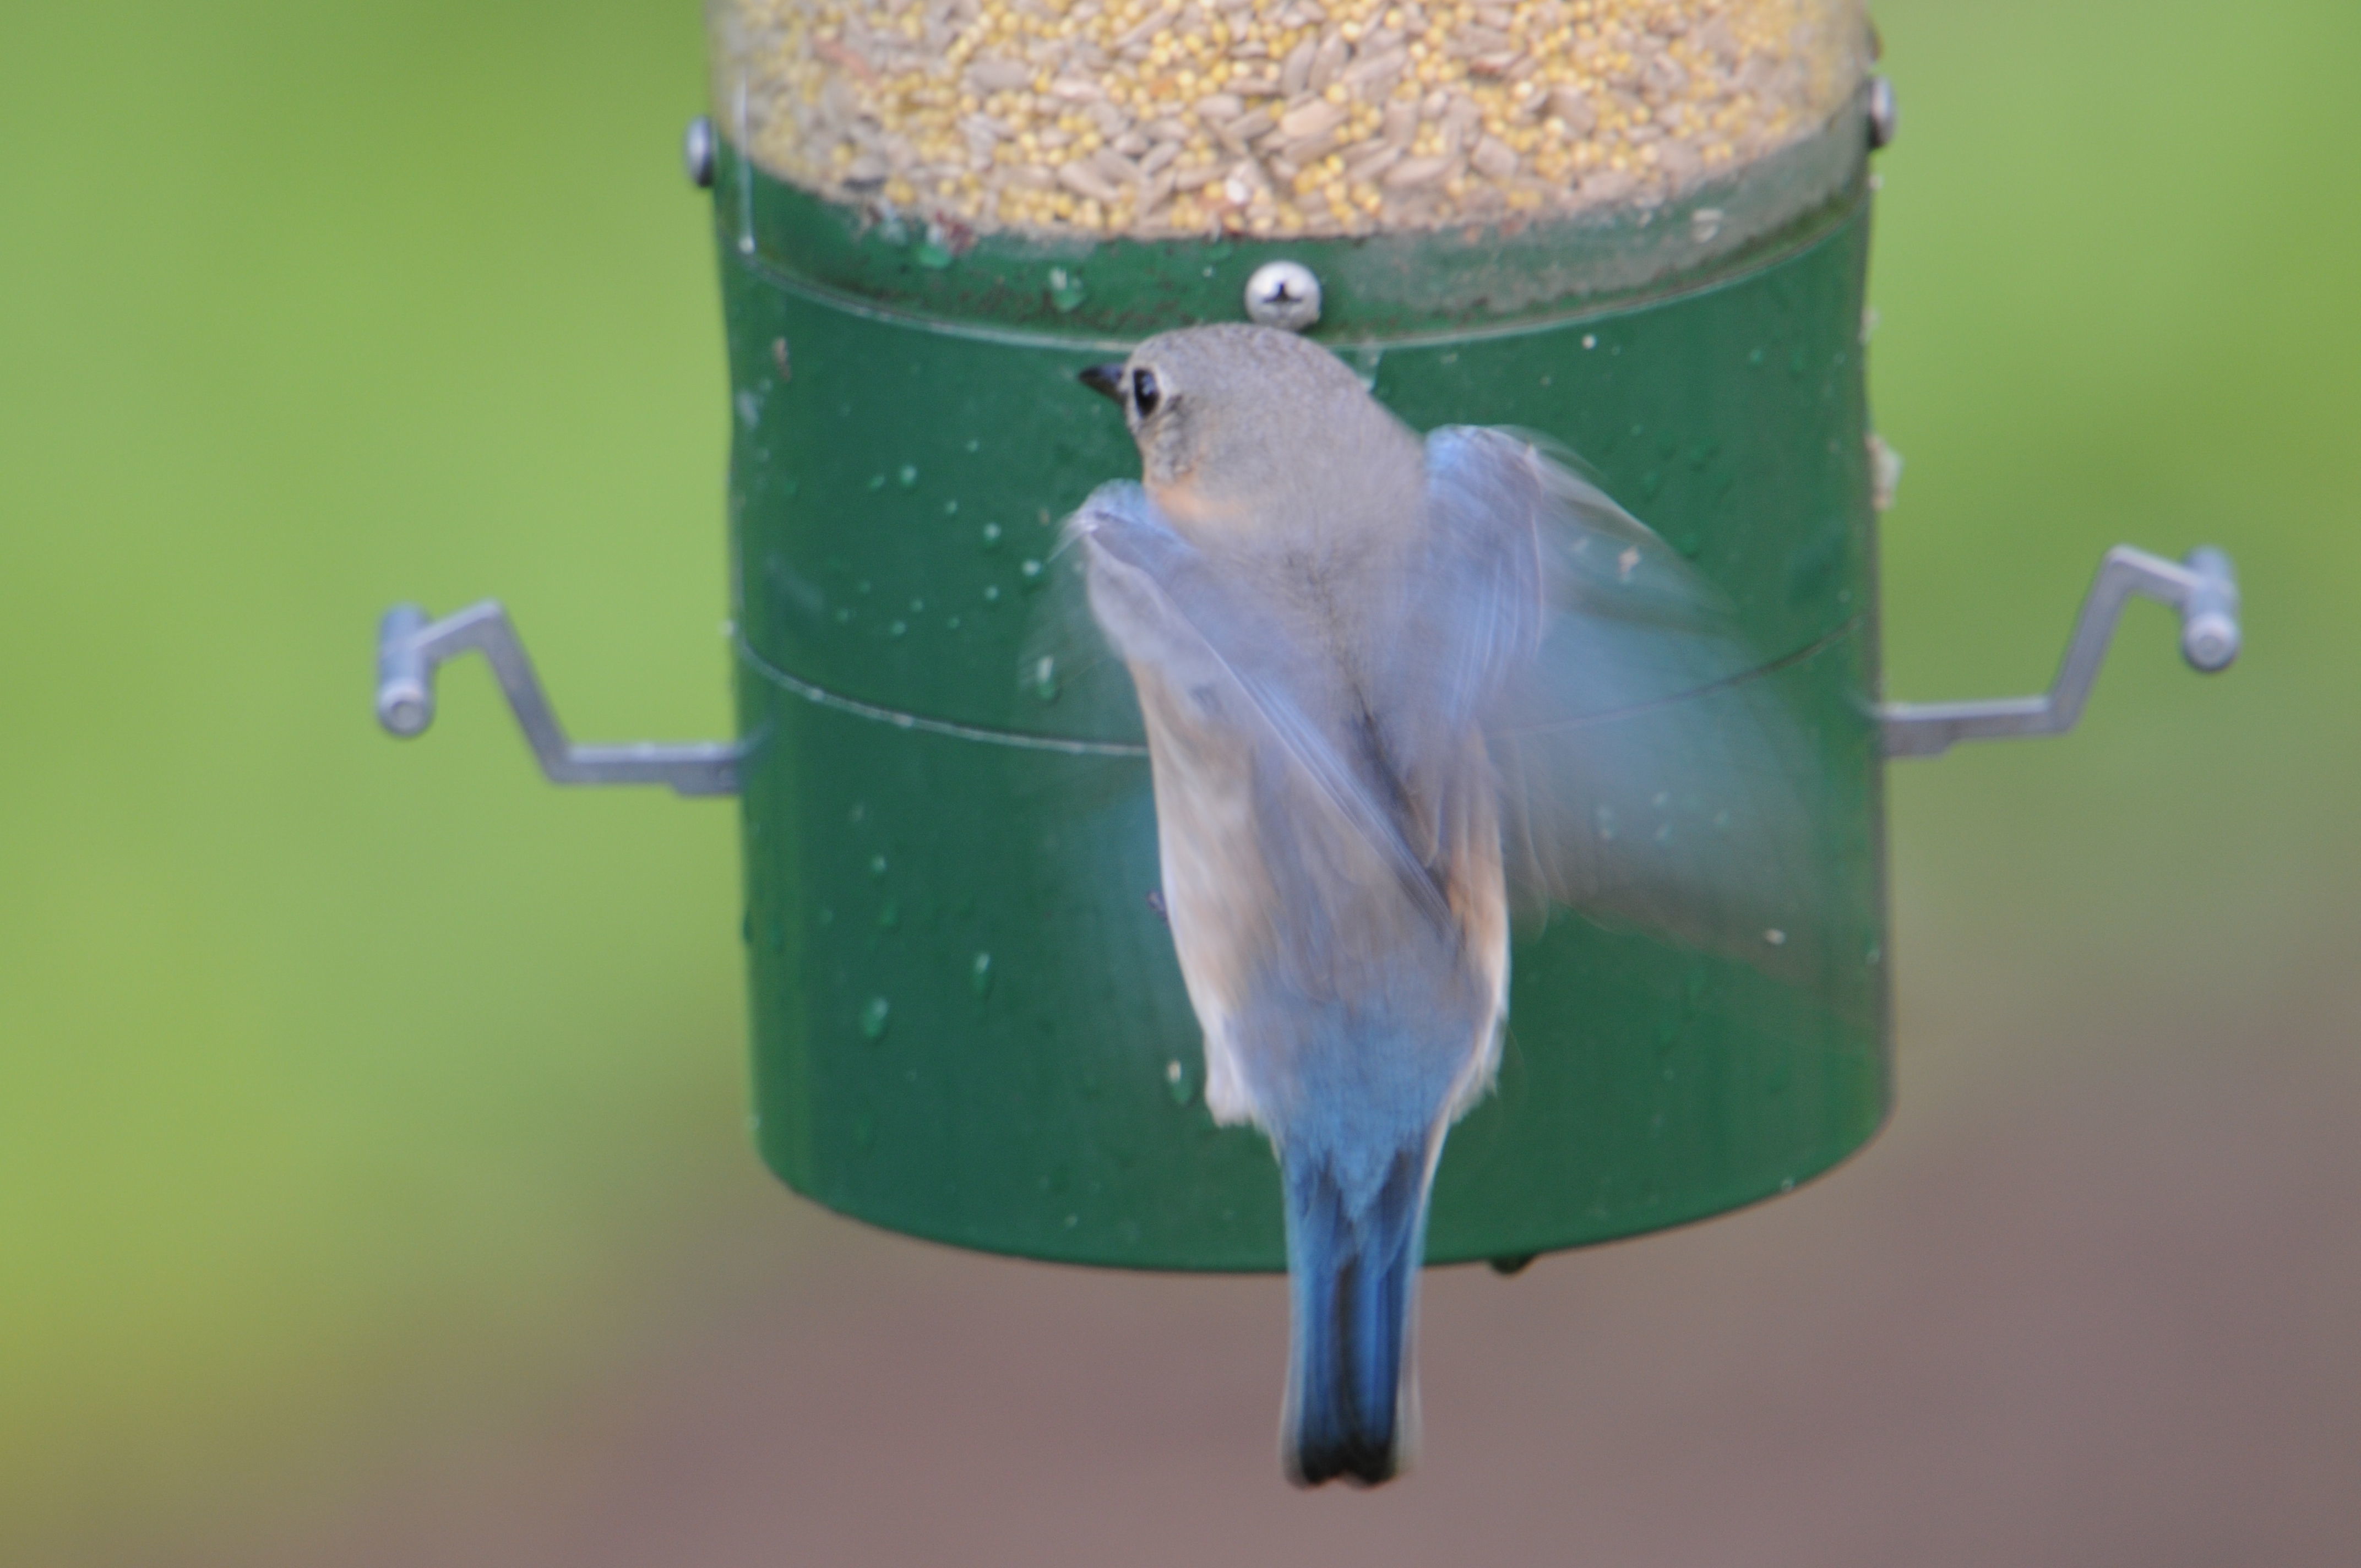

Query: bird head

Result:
[1078,324,1419,535]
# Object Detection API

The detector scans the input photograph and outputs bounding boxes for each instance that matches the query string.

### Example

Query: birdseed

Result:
[711,0,1867,240]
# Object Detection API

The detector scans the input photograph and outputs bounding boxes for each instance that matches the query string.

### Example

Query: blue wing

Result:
[1409,427,1824,966]
[1068,481,1454,931]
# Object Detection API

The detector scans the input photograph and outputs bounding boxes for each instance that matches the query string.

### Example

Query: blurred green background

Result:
[3,1,2356,1563]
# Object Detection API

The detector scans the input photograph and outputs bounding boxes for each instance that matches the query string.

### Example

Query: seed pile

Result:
[716,0,1863,239]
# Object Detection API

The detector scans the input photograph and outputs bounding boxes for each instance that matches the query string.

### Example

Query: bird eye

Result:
[1131,368,1161,416]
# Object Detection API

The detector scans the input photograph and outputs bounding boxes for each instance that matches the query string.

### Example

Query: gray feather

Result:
[1070,482,1455,933]
[1416,426,1823,966]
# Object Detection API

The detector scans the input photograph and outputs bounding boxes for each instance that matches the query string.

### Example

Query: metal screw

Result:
[1867,76,1898,151]
[374,605,434,737]
[1243,260,1321,331]
[2179,546,2242,672]
[378,686,431,737]
[684,115,717,189]
[2182,611,2239,673]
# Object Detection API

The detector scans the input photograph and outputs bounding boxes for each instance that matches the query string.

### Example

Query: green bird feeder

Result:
[374,0,2239,1273]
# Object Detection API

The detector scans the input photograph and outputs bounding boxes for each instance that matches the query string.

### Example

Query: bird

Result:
[1067,323,1808,1488]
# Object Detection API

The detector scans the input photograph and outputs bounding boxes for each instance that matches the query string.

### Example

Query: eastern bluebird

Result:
[1071,324,1809,1487]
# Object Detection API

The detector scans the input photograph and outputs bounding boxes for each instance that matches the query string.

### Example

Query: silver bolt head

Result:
[2182,612,2240,673]
[1867,75,1898,151]
[1244,260,1322,332]
[377,682,433,738]
[684,115,717,189]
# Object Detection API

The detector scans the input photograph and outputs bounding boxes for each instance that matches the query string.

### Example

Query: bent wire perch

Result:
[1874,546,2239,759]
[373,544,2239,792]
[373,602,744,797]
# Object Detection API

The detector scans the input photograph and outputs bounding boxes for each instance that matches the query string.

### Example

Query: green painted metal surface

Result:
[721,133,1889,1271]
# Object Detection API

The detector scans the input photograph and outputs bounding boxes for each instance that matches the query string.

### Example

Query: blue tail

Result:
[1280,1140,1434,1488]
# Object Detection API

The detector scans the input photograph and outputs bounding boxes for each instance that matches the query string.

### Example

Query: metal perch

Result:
[375,602,743,797]
[1878,546,2238,759]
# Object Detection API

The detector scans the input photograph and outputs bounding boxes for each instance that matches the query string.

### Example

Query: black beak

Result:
[1078,362,1126,404]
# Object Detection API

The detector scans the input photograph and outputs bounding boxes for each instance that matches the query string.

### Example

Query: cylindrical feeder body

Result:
[711,0,1886,1270]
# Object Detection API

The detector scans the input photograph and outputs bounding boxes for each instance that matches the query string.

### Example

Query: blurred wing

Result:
[1021,511,1147,747]
[1070,482,1450,927]
[1417,427,1822,964]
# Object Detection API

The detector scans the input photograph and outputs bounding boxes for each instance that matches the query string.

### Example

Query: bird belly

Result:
[1130,668,1507,1143]
[1131,671,1269,1127]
